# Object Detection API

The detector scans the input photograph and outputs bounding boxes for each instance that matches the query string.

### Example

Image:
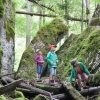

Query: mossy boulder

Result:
[57,27,100,78]
[17,18,68,79]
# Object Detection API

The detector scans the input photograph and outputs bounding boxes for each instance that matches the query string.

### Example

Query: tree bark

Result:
[26,0,31,47]
[81,0,84,31]
[52,93,67,99]
[85,0,91,24]
[0,79,23,95]
[80,86,100,95]
[31,82,62,93]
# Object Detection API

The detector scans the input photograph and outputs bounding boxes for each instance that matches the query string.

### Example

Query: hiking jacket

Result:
[46,51,58,68]
[35,54,44,66]
[69,62,90,82]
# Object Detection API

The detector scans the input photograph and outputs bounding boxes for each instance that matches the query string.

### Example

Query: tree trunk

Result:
[39,8,42,29]
[64,0,69,40]
[26,0,31,48]
[85,0,91,24]
[42,0,45,24]
[81,0,84,31]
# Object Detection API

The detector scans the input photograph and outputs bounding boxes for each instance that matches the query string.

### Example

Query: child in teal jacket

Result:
[69,59,90,89]
[46,45,58,85]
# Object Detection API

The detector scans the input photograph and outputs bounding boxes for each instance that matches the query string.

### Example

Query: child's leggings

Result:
[77,72,88,85]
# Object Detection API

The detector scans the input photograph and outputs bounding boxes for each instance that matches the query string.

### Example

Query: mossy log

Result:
[62,81,86,100]
[0,79,23,95]
[31,82,61,94]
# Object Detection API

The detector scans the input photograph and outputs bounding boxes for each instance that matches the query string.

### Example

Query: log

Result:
[3,76,52,97]
[16,11,88,22]
[62,81,86,100]
[80,86,100,95]
[16,11,57,17]
[52,93,67,99]
[0,79,23,95]
[31,82,61,94]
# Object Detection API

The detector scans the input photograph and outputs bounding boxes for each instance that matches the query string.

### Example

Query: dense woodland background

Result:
[0,0,100,100]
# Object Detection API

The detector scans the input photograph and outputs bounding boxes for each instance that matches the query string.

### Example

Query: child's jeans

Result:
[77,72,88,85]
[50,67,56,76]
[37,66,43,74]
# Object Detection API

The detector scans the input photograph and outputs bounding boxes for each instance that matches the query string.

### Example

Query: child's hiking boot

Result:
[49,80,54,86]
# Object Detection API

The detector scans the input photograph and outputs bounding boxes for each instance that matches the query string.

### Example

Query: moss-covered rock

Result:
[17,18,68,79]
[57,27,100,78]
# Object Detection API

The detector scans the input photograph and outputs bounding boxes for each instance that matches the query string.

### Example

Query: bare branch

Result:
[28,0,57,13]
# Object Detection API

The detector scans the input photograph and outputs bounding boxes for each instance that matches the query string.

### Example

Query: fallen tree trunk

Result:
[62,81,86,100]
[31,82,61,94]
[16,11,88,22]
[52,93,67,99]
[3,76,52,97]
[16,11,57,17]
[80,86,100,95]
[0,79,23,95]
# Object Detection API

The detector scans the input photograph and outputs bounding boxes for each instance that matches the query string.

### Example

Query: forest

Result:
[0,0,100,100]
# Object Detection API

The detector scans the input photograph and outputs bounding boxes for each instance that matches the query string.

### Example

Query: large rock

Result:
[0,0,15,76]
[17,18,68,79]
[57,27,100,77]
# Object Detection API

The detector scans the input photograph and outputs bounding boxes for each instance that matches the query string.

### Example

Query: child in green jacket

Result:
[46,45,58,85]
[69,59,90,90]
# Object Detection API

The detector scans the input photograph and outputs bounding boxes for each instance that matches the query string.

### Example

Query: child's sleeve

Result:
[46,52,52,64]
[35,56,40,63]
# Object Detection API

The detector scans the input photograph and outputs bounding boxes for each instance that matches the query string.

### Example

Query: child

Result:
[69,59,90,90]
[46,45,58,85]
[35,49,44,80]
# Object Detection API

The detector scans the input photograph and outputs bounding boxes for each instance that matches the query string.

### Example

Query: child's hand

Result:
[50,62,53,65]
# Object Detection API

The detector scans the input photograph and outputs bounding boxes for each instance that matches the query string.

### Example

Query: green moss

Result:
[15,90,28,100]
[34,94,49,100]
[32,18,68,46]
[5,19,15,41]
[17,46,36,79]
[0,48,3,71]
[0,0,4,18]
[0,95,6,100]
[18,18,68,79]
[86,8,90,15]
[57,27,100,77]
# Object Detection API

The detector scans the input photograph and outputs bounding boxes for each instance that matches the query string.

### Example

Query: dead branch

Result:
[16,11,57,17]
[28,0,57,13]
